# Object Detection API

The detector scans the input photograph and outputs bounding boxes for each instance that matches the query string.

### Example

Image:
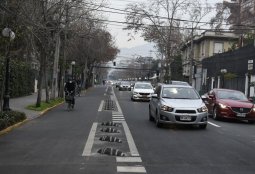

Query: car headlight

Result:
[197,106,208,113]
[133,92,138,95]
[219,103,227,109]
[252,105,255,112]
[161,105,174,112]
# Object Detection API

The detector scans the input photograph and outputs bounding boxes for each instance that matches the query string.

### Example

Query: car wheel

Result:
[213,107,220,120]
[149,106,154,121]
[199,124,207,129]
[131,97,134,101]
[155,111,162,128]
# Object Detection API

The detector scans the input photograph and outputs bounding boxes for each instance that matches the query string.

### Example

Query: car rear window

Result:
[135,83,153,89]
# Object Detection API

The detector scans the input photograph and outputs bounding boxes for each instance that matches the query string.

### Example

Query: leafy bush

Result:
[0,111,26,131]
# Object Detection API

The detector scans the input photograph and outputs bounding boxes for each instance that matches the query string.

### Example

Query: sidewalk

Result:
[9,92,47,120]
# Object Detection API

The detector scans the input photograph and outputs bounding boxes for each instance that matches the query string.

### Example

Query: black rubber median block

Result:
[99,136,122,143]
[100,127,120,133]
[97,147,125,156]
[101,121,120,127]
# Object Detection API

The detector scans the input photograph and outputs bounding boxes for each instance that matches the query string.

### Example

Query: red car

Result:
[203,88,255,123]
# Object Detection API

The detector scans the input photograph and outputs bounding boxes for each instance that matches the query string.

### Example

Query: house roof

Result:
[181,30,239,51]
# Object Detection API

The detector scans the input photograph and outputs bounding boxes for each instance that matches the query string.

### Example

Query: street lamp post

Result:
[71,61,75,80]
[220,69,227,88]
[2,28,15,111]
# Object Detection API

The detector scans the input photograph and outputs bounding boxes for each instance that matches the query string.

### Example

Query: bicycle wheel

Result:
[67,102,71,111]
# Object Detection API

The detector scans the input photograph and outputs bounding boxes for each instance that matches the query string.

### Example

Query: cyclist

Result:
[64,77,76,107]
[76,78,82,96]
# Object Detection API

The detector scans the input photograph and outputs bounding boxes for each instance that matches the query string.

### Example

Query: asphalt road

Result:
[115,87,255,174]
[0,85,255,174]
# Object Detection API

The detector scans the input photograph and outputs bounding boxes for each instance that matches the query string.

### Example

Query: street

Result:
[0,85,255,174]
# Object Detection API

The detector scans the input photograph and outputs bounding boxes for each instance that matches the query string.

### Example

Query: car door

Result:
[150,85,161,117]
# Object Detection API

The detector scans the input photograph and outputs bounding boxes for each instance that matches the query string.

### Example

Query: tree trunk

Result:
[44,58,50,103]
[82,58,88,89]
[51,32,60,99]
[36,47,45,107]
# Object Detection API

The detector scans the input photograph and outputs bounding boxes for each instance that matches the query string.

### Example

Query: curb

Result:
[0,119,29,136]
[0,101,64,136]
[39,101,65,116]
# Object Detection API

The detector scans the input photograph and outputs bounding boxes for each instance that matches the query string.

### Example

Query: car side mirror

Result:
[248,98,253,102]
[201,95,207,100]
[152,94,158,98]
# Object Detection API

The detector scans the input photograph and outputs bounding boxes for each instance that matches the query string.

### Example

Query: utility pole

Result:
[189,26,194,86]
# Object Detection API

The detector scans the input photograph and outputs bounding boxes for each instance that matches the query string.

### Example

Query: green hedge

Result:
[0,56,34,98]
[0,111,26,131]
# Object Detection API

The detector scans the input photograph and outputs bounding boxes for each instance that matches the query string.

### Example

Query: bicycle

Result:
[76,85,81,97]
[65,91,74,111]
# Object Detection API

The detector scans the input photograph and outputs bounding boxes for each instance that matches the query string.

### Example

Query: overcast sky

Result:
[101,0,223,49]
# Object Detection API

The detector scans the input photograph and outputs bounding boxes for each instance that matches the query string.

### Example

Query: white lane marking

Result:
[112,88,123,114]
[117,166,146,173]
[82,123,98,156]
[116,157,142,163]
[113,114,124,117]
[208,121,221,127]
[113,111,122,115]
[112,86,140,157]
[112,116,125,118]
[122,121,139,156]
[98,100,104,112]
[113,119,125,121]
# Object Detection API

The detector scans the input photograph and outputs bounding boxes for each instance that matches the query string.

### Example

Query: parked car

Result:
[115,81,121,88]
[149,84,208,129]
[202,88,255,123]
[131,82,154,101]
[119,81,131,91]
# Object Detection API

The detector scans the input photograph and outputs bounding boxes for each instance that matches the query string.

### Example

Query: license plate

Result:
[236,113,246,117]
[180,116,191,121]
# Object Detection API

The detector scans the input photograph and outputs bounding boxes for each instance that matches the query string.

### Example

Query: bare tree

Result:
[125,0,198,82]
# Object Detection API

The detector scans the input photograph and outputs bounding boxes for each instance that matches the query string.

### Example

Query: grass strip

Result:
[26,98,64,111]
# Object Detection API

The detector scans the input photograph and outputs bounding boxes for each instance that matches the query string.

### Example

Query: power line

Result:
[89,17,255,31]
[86,2,255,30]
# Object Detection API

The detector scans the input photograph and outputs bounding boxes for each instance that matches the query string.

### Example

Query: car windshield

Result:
[162,87,200,99]
[217,90,248,100]
[135,83,153,89]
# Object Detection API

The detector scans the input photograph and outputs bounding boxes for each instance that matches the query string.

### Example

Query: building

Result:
[181,31,239,92]
[201,44,255,97]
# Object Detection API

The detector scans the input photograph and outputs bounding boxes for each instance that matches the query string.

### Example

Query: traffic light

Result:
[113,61,116,66]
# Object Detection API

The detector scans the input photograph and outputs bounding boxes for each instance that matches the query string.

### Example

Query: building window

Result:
[214,42,224,54]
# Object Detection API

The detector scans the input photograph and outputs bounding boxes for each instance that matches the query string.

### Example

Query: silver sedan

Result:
[149,84,208,129]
